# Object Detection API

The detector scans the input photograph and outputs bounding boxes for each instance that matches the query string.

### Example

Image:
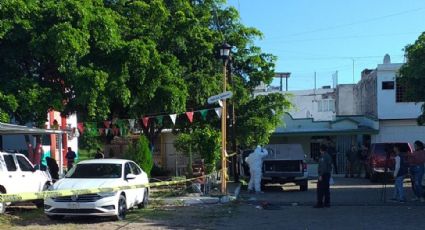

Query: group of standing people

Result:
[392,140,425,203]
[345,143,369,178]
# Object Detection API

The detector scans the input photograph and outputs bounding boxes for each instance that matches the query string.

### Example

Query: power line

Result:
[264,32,420,44]
[282,7,425,37]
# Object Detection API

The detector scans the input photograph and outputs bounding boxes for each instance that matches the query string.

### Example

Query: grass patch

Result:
[150,187,188,198]
[126,207,172,222]
[0,207,44,228]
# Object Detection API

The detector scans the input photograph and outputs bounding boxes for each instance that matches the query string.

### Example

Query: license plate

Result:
[67,203,80,209]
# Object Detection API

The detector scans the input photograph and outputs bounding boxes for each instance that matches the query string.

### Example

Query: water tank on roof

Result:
[383,54,391,64]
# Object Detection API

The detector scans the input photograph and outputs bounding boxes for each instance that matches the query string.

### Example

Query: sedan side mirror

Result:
[126,173,136,180]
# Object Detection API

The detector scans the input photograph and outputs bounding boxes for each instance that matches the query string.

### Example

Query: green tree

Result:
[237,93,292,148]
[0,92,18,123]
[125,135,154,176]
[0,0,292,164]
[174,126,220,174]
[398,32,425,124]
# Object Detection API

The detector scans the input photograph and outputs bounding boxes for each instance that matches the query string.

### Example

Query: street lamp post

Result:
[219,43,231,194]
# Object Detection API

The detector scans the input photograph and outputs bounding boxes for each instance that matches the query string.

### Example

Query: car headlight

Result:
[98,192,116,197]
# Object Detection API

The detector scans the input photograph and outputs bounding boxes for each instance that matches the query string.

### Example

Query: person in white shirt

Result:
[245,145,268,193]
[392,145,407,203]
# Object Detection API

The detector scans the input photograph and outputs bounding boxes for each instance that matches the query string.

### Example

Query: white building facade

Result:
[355,54,425,145]
[255,87,337,121]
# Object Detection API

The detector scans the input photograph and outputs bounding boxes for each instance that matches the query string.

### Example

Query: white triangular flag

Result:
[128,119,135,129]
[105,128,110,135]
[169,114,177,125]
[215,108,222,118]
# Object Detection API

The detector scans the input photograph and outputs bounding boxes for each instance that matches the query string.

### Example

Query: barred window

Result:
[396,79,407,102]
[317,99,335,112]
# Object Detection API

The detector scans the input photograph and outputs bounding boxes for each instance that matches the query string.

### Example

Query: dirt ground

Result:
[0,202,236,230]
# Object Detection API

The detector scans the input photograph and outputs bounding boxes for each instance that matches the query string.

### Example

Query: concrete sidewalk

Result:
[151,181,241,206]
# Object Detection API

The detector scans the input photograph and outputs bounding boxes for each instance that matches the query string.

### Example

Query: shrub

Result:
[125,135,153,176]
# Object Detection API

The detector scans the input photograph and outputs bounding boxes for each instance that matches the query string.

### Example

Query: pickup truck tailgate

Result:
[264,160,302,172]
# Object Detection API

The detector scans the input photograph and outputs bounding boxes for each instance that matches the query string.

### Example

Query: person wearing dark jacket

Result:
[314,144,333,208]
[46,157,59,182]
[409,140,425,202]
[94,148,105,159]
[65,147,76,171]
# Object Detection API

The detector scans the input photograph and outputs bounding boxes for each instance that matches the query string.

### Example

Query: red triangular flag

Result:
[98,128,105,136]
[77,122,85,134]
[142,117,150,128]
[103,120,111,128]
[113,127,120,136]
[186,112,194,123]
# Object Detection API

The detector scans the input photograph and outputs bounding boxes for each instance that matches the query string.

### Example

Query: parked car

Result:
[366,142,413,182]
[261,144,309,191]
[44,159,149,221]
[0,151,52,213]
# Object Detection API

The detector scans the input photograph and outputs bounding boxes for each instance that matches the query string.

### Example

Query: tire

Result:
[47,215,64,221]
[113,194,127,221]
[0,191,6,214]
[138,189,149,209]
[299,180,308,191]
[34,183,50,208]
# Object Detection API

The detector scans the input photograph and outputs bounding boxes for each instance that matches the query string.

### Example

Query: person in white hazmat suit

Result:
[245,145,268,193]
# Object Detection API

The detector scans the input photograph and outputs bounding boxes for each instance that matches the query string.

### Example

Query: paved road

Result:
[216,177,425,230]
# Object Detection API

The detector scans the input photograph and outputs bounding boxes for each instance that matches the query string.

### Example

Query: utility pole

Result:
[229,61,238,182]
[352,59,355,83]
[219,43,231,194]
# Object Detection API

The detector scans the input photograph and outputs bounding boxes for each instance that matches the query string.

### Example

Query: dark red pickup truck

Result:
[366,142,413,182]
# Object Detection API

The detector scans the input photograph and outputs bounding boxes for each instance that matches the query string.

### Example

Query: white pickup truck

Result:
[0,151,52,213]
[261,144,309,191]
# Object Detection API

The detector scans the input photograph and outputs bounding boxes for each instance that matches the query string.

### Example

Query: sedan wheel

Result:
[138,189,149,209]
[113,194,127,221]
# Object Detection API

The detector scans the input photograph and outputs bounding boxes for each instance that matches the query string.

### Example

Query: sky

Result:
[226,0,425,90]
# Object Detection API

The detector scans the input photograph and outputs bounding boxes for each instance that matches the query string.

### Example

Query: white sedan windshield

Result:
[66,163,122,179]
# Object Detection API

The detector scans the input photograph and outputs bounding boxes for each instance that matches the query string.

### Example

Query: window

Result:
[124,163,132,176]
[317,99,335,112]
[16,155,34,172]
[130,162,142,175]
[382,81,394,90]
[66,163,122,178]
[3,155,17,171]
[396,79,408,102]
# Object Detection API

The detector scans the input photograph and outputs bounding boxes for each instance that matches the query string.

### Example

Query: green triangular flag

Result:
[156,116,163,126]
[85,122,99,137]
[200,109,208,120]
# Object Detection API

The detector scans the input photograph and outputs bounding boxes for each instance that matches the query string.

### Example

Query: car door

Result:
[15,155,40,192]
[129,162,145,204]
[123,162,137,207]
[1,154,21,194]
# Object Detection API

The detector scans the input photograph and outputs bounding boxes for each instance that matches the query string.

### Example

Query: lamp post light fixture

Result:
[219,43,231,194]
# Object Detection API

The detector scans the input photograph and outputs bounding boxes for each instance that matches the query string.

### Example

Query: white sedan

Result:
[44,159,149,220]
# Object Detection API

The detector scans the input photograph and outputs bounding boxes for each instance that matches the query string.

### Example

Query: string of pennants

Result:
[77,107,223,137]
